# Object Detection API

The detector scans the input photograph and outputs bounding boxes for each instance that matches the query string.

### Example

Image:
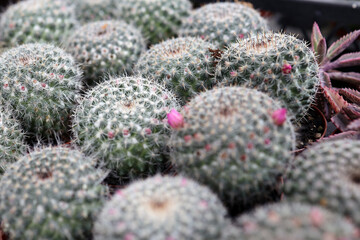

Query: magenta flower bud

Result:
[272,108,287,126]
[282,63,292,74]
[167,109,184,129]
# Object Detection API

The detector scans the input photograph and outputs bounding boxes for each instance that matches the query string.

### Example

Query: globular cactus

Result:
[284,139,360,227]
[72,76,179,178]
[223,202,359,240]
[74,0,117,24]
[0,147,108,240]
[66,20,146,86]
[94,175,227,240]
[135,37,216,104]
[116,0,192,44]
[170,87,295,211]
[215,32,319,120]
[180,2,268,49]
[0,43,83,140]
[0,0,78,47]
[0,106,26,175]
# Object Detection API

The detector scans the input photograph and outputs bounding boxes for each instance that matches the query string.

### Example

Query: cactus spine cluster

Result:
[135,37,216,103]
[66,20,146,86]
[0,43,83,139]
[180,2,268,49]
[215,32,319,120]
[72,76,179,178]
[170,87,295,210]
[0,0,78,47]
[0,147,108,240]
[74,0,117,24]
[223,202,359,240]
[116,0,192,44]
[0,107,26,175]
[285,139,360,226]
[94,175,227,240]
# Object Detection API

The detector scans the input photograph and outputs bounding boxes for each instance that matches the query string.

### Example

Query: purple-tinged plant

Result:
[312,22,360,132]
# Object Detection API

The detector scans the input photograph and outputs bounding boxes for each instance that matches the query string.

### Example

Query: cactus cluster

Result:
[0,147,108,240]
[180,2,268,49]
[66,20,146,86]
[223,202,358,240]
[170,87,295,210]
[116,0,192,44]
[74,0,117,24]
[94,175,227,240]
[0,43,83,139]
[0,0,77,47]
[0,107,26,175]
[73,76,179,178]
[215,32,319,120]
[285,139,360,226]
[135,37,216,103]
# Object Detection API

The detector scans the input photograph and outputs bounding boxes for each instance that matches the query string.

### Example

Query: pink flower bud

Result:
[230,71,238,77]
[167,109,184,129]
[272,108,287,126]
[310,208,324,227]
[282,63,292,74]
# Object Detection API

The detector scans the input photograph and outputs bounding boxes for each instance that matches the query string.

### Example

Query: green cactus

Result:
[135,37,216,104]
[74,0,117,24]
[180,2,268,49]
[0,43,83,140]
[116,0,192,44]
[170,86,295,211]
[66,20,146,86]
[72,76,179,178]
[0,0,78,47]
[0,147,108,240]
[284,139,360,227]
[0,106,27,175]
[223,202,358,240]
[215,32,319,120]
[94,175,227,240]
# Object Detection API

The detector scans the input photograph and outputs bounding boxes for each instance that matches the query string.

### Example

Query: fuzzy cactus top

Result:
[74,0,117,24]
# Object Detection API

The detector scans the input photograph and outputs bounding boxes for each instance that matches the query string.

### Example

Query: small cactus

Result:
[94,175,228,240]
[74,0,117,24]
[72,76,179,178]
[0,147,108,240]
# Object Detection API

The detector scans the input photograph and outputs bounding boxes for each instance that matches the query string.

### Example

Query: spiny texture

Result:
[116,0,192,44]
[215,32,319,120]
[0,43,83,139]
[0,107,26,175]
[180,2,268,49]
[170,87,295,210]
[66,20,145,86]
[94,175,227,240]
[0,0,77,47]
[74,0,117,24]
[73,76,179,178]
[135,37,216,104]
[285,139,360,227]
[0,147,108,240]
[225,202,358,240]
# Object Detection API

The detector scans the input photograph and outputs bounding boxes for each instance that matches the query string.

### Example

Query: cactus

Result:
[66,20,146,86]
[74,0,117,24]
[135,37,216,104]
[170,86,295,211]
[215,32,319,120]
[0,0,78,47]
[0,106,26,175]
[180,2,268,49]
[72,76,179,178]
[223,202,359,240]
[0,147,108,240]
[94,175,227,240]
[0,43,83,140]
[116,0,192,44]
[284,139,360,227]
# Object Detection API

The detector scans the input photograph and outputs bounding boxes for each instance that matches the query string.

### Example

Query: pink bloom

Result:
[310,208,324,227]
[282,63,292,74]
[230,71,238,77]
[167,109,184,129]
[272,108,287,126]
